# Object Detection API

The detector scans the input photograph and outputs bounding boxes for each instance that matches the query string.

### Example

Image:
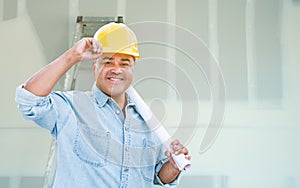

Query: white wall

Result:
[0,0,299,187]
[0,6,53,188]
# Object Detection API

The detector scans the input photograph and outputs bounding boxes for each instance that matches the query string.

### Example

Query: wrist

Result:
[62,48,81,66]
[167,160,181,175]
[158,161,181,184]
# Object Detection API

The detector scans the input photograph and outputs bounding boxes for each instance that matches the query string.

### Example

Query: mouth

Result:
[107,77,123,82]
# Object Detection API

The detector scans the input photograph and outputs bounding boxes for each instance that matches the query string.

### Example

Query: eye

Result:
[121,63,129,67]
[102,61,113,65]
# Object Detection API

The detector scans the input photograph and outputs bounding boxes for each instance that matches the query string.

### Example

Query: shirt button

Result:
[125,127,129,131]
[115,110,120,115]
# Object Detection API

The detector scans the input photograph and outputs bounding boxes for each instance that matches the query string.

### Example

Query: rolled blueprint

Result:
[126,85,191,171]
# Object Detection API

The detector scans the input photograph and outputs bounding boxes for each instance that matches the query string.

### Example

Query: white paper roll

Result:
[126,86,191,171]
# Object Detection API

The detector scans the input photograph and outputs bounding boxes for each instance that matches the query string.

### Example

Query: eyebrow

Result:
[102,57,131,62]
[120,58,130,62]
[102,57,114,60]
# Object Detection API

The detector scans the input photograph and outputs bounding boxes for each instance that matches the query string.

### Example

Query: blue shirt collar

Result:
[92,84,110,107]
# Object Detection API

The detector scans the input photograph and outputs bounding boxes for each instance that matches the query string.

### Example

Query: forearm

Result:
[157,161,180,184]
[24,49,79,96]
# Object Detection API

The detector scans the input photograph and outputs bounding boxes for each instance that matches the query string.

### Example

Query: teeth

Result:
[109,78,120,81]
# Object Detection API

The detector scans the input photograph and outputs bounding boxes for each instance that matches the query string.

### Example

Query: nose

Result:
[110,63,123,74]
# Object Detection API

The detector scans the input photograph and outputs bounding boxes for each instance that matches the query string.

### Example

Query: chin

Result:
[99,83,130,97]
[107,88,126,97]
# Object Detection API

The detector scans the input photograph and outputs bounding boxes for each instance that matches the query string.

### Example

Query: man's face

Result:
[93,53,135,98]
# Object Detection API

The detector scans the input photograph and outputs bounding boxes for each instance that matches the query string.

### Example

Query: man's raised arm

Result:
[24,38,102,96]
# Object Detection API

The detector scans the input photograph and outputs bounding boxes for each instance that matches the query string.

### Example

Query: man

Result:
[15,22,190,187]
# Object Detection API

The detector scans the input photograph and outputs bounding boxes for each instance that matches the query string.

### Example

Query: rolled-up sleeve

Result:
[154,158,182,187]
[15,85,71,138]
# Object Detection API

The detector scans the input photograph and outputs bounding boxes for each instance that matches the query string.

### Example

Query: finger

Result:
[172,144,189,156]
[171,144,183,153]
[164,150,171,158]
[176,147,189,155]
[84,38,93,49]
[182,147,189,155]
[170,139,180,152]
[170,143,184,152]
[170,139,180,146]
[185,154,191,160]
[92,39,102,53]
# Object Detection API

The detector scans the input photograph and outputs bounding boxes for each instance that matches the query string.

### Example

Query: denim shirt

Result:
[15,84,180,188]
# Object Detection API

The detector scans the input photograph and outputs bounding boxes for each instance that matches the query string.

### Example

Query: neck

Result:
[112,93,127,111]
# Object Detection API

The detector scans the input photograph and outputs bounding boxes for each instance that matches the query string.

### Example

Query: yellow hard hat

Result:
[93,22,140,59]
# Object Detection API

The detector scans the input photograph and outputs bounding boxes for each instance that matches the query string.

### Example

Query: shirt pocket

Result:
[139,139,160,183]
[73,123,111,167]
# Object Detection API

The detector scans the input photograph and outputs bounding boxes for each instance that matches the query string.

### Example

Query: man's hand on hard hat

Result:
[69,38,102,63]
